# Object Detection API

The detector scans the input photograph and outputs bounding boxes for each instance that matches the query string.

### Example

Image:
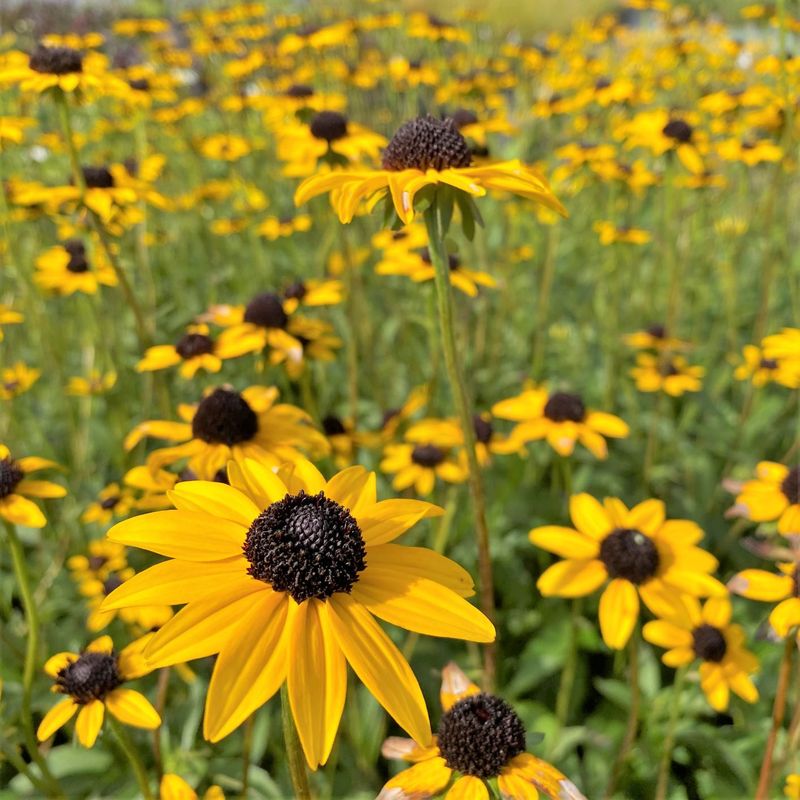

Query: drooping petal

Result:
[440,661,480,711]
[75,700,105,747]
[599,579,639,649]
[105,688,161,729]
[728,570,793,601]
[446,775,489,800]
[537,559,607,597]
[382,756,453,797]
[0,494,46,527]
[37,698,78,741]
[528,526,599,559]
[569,494,613,539]
[226,458,288,508]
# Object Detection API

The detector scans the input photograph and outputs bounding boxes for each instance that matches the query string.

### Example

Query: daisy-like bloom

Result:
[102,458,494,766]
[67,370,117,396]
[376,247,496,298]
[593,220,651,245]
[615,110,705,175]
[0,304,24,341]
[0,115,34,146]
[623,324,690,352]
[1,361,40,399]
[322,415,359,469]
[728,561,800,640]
[68,540,128,585]
[281,277,344,314]
[160,773,224,800]
[449,108,518,150]
[716,137,782,166]
[256,213,312,241]
[491,386,629,459]
[295,115,565,225]
[643,595,759,711]
[530,494,726,649]
[124,386,328,479]
[735,462,799,535]
[123,466,179,511]
[199,133,251,161]
[82,483,137,525]
[786,774,800,799]
[735,345,800,388]
[407,12,470,43]
[630,354,704,396]
[0,444,65,528]
[137,324,238,378]
[379,662,585,800]
[381,424,469,496]
[763,328,800,364]
[37,635,160,748]
[34,239,117,295]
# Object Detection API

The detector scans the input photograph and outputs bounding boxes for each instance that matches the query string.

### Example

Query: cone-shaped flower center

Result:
[82,166,115,189]
[243,292,288,329]
[284,281,308,301]
[310,111,348,143]
[322,415,347,436]
[600,528,660,584]
[56,652,123,703]
[191,388,259,446]
[382,116,472,172]
[662,119,693,143]
[781,466,799,505]
[243,491,366,602]
[29,44,83,75]
[437,693,526,778]
[544,392,586,423]
[175,333,214,359]
[473,415,493,444]
[692,624,727,662]
[646,323,667,339]
[65,240,89,273]
[0,457,24,499]
[411,444,446,468]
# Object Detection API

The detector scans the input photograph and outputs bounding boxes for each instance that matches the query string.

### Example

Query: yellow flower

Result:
[81,483,137,525]
[735,462,800,535]
[0,444,65,528]
[734,345,800,388]
[1,361,40,399]
[630,353,704,395]
[0,115,34,146]
[786,774,800,800]
[137,324,234,378]
[34,239,118,295]
[67,370,117,396]
[124,385,328,479]
[281,278,344,314]
[380,662,585,800]
[295,115,565,225]
[492,386,629,459]
[530,494,726,649]
[729,562,800,639]
[407,12,470,43]
[199,133,251,161]
[717,137,782,166]
[593,220,651,245]
[256,214,312,241]
[37,635,160,748]
[615,110,705,174]
[0,304,24,341]
[623,324,690,352]
[103,458,494,766]
[160,773,225,800]
[763,328,800,364]
[643,595,759,711]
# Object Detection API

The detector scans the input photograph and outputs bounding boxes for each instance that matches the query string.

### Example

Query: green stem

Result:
[241,714,255,799]
[531,224,560,380]
[655,665,687,800]
[0,732,56,796]
[424,201,496,690]
[109,717,153,800]
[5,523,62,797]
[281,685,313,800]
[554,598,581,732]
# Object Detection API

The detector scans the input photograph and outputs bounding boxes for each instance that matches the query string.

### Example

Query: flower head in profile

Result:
[103,458,494,767]
[379,662,586,800]
[492,385,629,459]
[729,558,800,640]
[643,595,759,711]
[0,444,65,527]
[734,462,800,535]
[734,345,800,389]
[37,635,160,748]
[295,115,565,226]
[530,494,726,649]
[137,324,239,378]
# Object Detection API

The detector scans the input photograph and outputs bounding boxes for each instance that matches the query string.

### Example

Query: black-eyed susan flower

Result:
[615,109,705,174]
[729,561,800,640]
[102,458,494,767]
[623,324,690,352]
[786,774,800,799]
[281,277,343,314]
[295,115,565,225]
[137,325,237,378]
[81,484,137,525]
[1,361,40,399]
[717,137,782,166]
[379,662,585,800]
[199,133,251,161]
[124,385,328,479]
[321,415,358,469]
[407,12,470,43]
[160,773,224,800]
[37,635,160,748]
[593,220,651,245]
[643,595,759,711]
[735,462,799,535]
[256,213,312,241]
[123,466,178,510]
[67,370,116,396]
[492,385,629,459]
[0,444,65,528]
[630,354,704,395]
[530,494,726,649]
[763,328,800,364]
[734,345,800,388]
[34,239,117,295]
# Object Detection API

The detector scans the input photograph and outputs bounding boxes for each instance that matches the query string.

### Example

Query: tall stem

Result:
[756,635,795,800]
[241,713,255,799]
[281,685,313,800]
[109,717,153,800]
[5,523,62,797]
[604,632,640,799]
[655,665,687,800]
[531,224,560,380]
[424,202,497,690]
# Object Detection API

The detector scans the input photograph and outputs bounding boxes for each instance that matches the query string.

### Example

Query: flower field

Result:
[1,2,799,798]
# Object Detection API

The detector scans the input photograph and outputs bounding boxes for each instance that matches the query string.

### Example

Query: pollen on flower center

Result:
[599,528,660,584]
[29,44,83,75]
[0,457,24,498]
[175,332,214,359]
[191,388,259,446]
[82,166,115,189]
[543,392,586,423]
[780,466,799,505]
[382,115,472,172]
[310,111,349,143]
[437,693,526,778]
[243,292,288,329]
[55,652,123,704]
[692,624,727,662]
[411,444,446,467]
[64,240,89,273]
[243,490,366,602]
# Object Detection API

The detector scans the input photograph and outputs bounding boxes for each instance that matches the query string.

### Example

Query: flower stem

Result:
[241,713,255,798]
[554,598,581,732]
[281,684,313,800]
[152,667,170,779]
[424,201,497,690]
[531,223,560,380]
[756,635,795,800]
[4,522,62,797]
[109,717,153,800]
[604,632,640,799]
[655,665,687,800]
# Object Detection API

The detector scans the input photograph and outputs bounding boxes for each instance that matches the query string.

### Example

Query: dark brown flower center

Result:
[129,78,149,91]
[322,415,347,436]
[103,575,124,595]
[781,466,799,506]
[420,248,460,271]
[759,358,779,370]
[284,281,308,301]
[473,415,493,444]
[646,323,667,339]
[55,651,123,704]
[243,293,288,329]
[175,333,214,359]
[411,444,446,467]
[285,84,314,98]
[310,111,349,143]
[65,239,89,273]
[692,624,727,662]
[662,118,693,144]
[382,116,472,172]
[100,495,120,510]
[599,528,660,584]
[543,392,586,423]
[0,457,24,499]
[88,555,107,571]
[82,166,115,189]
[191,388,259,446]
[450,108,479,129]
[29,44,83,75]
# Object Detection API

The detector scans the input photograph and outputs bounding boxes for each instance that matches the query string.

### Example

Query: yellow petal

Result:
[160,774,198,800]
[569,494,613,539]
[0,494,46,527]
[327,594,430,745]
[358,499,444,546]
[440,661,480,711]
[86,636,114,653]
[701,596,732,628]
[105,688,161,729]
[37,698,77,741]
[642,620,692,649]
[447,775,490,800]
[769,597,800,637]
[15,479,67,498]
[626,499,665,535]
[528,526,599,559]
[728,570,793,601]
[277,458,326,495]
[226,458,287,508]
[537,559,607,597]
[76,700,105,747]
[365,544,474,597]
[324,465,372,511]
[599,579,639,649]
[168,481,260,526]
[44,652,76,677]
[384,756,453,795]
